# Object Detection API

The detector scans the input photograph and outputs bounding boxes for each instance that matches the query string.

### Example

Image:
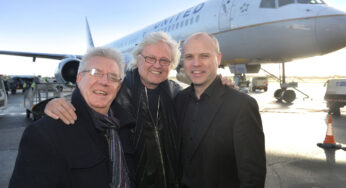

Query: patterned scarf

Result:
[97,111,131,188]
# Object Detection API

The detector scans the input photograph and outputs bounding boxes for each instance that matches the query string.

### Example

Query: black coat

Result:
[175,78,266,188]
[114,69,181,188]
[10,87,133,188]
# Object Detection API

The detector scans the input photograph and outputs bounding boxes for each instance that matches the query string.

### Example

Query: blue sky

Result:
[0,0,345,77]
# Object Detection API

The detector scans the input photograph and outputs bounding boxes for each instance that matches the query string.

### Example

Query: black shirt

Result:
[180,76,220,187]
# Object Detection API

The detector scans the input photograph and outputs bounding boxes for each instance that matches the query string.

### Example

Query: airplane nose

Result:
[315,7,346,54]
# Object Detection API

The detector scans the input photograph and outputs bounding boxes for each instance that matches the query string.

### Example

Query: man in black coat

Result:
[9,47,133,188]
[176,32,266,188]
[44,32,182,188]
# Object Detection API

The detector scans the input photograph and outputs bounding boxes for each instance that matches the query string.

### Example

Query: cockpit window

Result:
[260,0,276,8]
[278,0,295,7]
[297,0,325,4]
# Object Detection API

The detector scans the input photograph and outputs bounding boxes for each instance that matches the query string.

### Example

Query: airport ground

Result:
[0,81,345,188]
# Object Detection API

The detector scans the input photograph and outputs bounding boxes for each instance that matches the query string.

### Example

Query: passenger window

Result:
[279,0,295,7]
[176,23,179,29]
[260,0,276,8]
[180,21,184,28]
[185,19,189,26]
[297,0,325,4]
[190,17,194,25]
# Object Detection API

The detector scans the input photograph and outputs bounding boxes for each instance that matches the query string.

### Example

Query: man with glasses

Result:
[10,47,133,187]
[45,32,181,188]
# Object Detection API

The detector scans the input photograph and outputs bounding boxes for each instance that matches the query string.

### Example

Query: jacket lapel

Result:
[189,84,225,160]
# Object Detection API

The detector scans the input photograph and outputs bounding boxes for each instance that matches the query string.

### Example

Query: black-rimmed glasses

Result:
[81,68,122,83]
[139,54,171,66]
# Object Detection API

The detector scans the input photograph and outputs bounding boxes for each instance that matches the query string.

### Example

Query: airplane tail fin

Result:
[85,17,95,49]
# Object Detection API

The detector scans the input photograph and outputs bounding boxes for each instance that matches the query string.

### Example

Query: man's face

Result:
[137,42,172,89]
[183,34,221,90]
[77,56,121,114]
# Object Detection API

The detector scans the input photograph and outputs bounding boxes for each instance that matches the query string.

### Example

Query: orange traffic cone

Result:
[317,114,341,149]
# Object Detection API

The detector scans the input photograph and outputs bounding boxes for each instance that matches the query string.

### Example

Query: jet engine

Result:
[54,58,80,83]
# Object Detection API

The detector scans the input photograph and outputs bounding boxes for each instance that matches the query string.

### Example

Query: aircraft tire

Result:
[274,89,283,99]
[283,90,296,103]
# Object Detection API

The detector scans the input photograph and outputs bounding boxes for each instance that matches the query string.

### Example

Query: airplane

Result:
[0,0,346,103]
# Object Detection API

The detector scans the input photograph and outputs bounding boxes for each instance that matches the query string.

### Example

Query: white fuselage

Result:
[106,0,346,66]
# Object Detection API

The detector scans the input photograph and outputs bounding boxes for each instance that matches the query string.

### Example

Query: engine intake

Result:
[54,58,80,83]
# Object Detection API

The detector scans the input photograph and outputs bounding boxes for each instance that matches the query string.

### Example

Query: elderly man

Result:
[10,47,132,188]
[44,32,237,188]
[44,32,181,188]
[175,32,266,188]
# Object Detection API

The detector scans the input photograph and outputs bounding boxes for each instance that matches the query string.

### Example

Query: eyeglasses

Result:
[81,68,122,83]
[139,54,171,66]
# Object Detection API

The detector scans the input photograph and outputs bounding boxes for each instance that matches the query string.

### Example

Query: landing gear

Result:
[273,62,296,103]
[274,88,296,103]
[262,62,310,103]
[234,73,250,93]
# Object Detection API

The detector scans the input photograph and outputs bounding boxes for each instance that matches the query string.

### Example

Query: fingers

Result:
[61,100,77,121]
[220,76,240,90]
[44,98,77,125]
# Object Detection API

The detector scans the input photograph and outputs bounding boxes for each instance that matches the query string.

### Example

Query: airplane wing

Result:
[0,50,82,61]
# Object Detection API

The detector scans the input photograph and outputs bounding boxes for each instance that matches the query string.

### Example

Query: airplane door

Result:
[218,0,234,31]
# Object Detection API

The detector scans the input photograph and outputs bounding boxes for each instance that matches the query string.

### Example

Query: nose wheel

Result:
[274,89,296,103]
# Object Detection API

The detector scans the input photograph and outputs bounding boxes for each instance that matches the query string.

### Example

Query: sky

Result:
[0,0,345,77]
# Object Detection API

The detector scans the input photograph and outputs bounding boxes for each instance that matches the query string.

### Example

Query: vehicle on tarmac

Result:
[250,76,268,92]
[0,78,8,109]
[324,79,346,116]
[8,75,35,94]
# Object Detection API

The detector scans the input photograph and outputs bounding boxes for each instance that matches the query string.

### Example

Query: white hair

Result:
[78,47,125,80]
[127,31,181,70]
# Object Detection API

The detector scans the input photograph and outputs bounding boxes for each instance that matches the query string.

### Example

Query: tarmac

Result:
[0,82,346,188]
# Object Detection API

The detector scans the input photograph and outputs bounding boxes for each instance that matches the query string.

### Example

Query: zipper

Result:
[145,87,167,188]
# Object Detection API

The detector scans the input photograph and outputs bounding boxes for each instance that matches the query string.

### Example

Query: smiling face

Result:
[77,56,121,114]
[183,33,221,93]
[137,41,173,89]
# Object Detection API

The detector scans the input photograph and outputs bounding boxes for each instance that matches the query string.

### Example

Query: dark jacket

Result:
[10,87,133,188]
[175,77,266,188]
[114,68,181,188]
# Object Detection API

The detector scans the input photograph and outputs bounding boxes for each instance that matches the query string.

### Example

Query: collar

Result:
[188,76,221,101]
[89,108,121,132]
